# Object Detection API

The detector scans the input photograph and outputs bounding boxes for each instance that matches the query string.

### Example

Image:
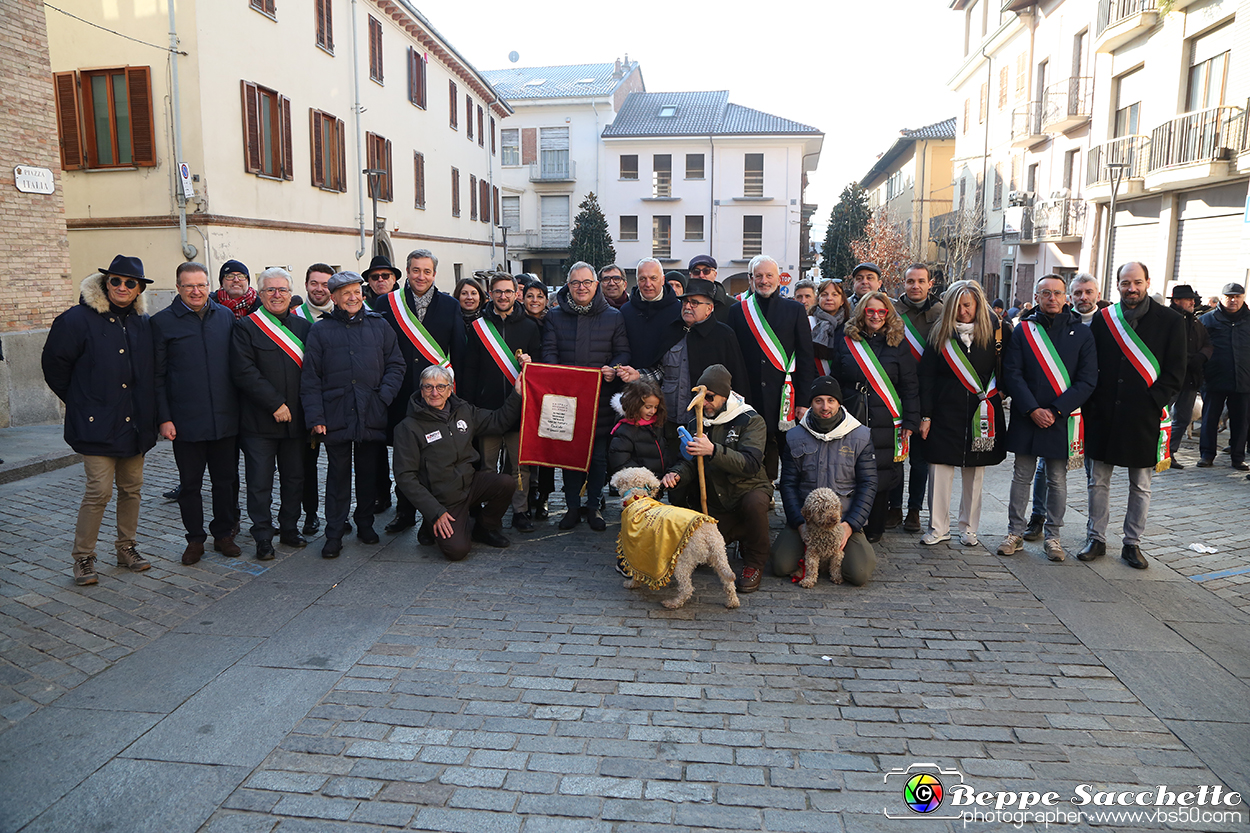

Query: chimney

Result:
[624,53,629,67]
[613,58,622,79]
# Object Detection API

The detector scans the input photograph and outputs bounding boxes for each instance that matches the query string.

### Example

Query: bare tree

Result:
[934,198,985,287]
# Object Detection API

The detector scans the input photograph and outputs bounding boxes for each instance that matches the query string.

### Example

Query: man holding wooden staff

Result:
[660,365,773,593]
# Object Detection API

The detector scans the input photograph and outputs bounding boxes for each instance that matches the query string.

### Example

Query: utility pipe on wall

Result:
[351,0,366,260]
[168,0,195,260]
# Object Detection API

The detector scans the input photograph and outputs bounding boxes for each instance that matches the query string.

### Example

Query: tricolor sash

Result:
[388,291,450,368]
[250,308,304,367]
[471,317,521,384]
[1100,304,1172,471]
[1022,321,1084,469]
[941,339,998,452]
[901,315,927,362]
[844,336,908,461]
[815,356,832,377]
[291,301,318,321]
[742,293,797,430]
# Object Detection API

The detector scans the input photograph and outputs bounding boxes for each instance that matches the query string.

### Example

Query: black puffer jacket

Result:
[620,285,682,370]
[41,275,157,457]
[1170,302,1211,389]
[608,419,669,476]
[1200,304,1250,393]
[152,295,239,442]
[542,285,630,437]
[835,330,921,457]
[301,307,405,443]
[230,309,313,438]
[461,303,542,410]
[393,392,522,520]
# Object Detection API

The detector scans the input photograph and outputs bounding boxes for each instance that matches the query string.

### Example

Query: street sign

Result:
[14,166,53,195]
[178,162,195,199]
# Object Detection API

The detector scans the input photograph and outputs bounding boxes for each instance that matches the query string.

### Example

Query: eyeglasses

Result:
[108,277,139,289]
[260,287,291,295]
[567,279,596,289]
[601,275,625,282]
[1038,289,1066,298]
[223,273,249,281]
[420,383,452,393]
[690,266,714,276]
[863,309,889,318]
[491,288,516,295]
[180,283,209,291]
[682,298,712,307]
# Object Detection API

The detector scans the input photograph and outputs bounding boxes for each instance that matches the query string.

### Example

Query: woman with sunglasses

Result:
[835,292,920,542]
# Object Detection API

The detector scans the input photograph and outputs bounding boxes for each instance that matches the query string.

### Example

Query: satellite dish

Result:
[508,51,520,63]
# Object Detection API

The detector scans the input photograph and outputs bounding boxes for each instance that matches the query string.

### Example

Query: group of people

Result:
[42,244,1235,596]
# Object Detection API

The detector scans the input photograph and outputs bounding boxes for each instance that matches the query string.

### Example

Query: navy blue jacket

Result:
[42,275,157,457]
[378,285,465,435]
[1200,304,1250,393]
[152,296,239,443]
[620,284,682,370]
[301,307,406,443]
[1003,308,1097,460]
[230,309,313,439]
[779,411,877,533]
[728,292,815,430]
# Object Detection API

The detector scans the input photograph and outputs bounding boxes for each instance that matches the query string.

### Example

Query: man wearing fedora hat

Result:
[363,254,401,307]
[43,255,158,586]
[1166,284,1211,468]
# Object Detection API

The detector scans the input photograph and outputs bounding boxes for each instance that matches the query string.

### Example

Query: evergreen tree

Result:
[820,183,871,281]
[567,192,616,269]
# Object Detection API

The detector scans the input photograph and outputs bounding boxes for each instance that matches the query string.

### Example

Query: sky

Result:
[424,0,964,237]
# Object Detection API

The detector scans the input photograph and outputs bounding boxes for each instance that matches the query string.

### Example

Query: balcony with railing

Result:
[1095,0,1158,52]
[1032,198,1087,243]
[929,210,959,242]
[1041,77,1094,133]
[1011,102,1045,148]
[1085,135,1148,201]
[1146,105,1245,189]
[529,157,575,182]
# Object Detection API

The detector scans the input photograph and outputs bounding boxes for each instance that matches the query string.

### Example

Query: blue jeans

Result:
[1010,455,1068,539]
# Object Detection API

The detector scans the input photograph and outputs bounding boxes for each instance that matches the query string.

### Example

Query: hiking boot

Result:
[996,534,1023,556]
[182,540,205,565]
[73,556,98,586]
[115,544,151,572]
[902,509,922,533]
[736,566,762,593]
[1044,538,1066,562]
[1023,514,1045,541]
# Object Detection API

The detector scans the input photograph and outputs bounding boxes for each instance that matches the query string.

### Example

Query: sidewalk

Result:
[0,425,79,485]
[0,440,1246,832]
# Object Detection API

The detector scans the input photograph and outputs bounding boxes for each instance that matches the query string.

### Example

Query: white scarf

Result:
[954,321,974,349]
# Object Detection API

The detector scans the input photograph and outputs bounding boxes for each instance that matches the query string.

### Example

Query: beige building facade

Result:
[47,0,510,293]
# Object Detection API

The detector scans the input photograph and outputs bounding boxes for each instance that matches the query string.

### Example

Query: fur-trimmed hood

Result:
[80,272,148,315]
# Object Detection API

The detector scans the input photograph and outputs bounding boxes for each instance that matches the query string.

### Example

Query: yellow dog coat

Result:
[615,494,719,589]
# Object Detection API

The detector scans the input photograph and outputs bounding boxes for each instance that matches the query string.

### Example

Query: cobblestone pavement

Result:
[0,439,1247,832]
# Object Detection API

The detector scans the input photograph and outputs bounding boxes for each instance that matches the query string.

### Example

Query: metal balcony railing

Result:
[1032,198,1087,241]
[538,227,570,249]
[1041,77,1094,131]
[1087,135,1149,186]
[1096,0,1157,38]
[1147,106,1245,173]
[529,157,575,182]
[1011,102,1044,144]
[930,210,958,241]
[652,171,672,198]
[652,233,672,259]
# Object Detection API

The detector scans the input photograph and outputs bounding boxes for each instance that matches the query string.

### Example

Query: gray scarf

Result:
[411,286,434,322]
[568,298,594,316]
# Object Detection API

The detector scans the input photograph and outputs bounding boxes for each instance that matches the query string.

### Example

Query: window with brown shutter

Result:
[365,131,392,201]
[315,0,333,52]
[309,108,346,191]
[477,106,484,147]
[368,16,383,83]
[466,94,473,140]
[451,166,460,216]
[1017,53,1027,97]
[492,186,499,225]
[979,82,988,123]
[408,47,426,109]
[241,79,292,179]
[250,0,276,18]
[480,178,490,223]
[414,151,426,209]
[490,117,496,155]
[963,98,970,133]
[470,174,478,220]
[54,67,158,170]
[449,81,458,129]
[998,67,1008,109]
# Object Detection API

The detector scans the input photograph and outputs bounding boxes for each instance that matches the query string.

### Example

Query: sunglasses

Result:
[690,266,714,276]
[108,277,139,289]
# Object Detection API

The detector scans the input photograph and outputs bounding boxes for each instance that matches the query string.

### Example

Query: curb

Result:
[0,451,82,485]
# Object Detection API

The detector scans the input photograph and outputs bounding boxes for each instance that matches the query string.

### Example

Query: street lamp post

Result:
[1102,161,1128,298]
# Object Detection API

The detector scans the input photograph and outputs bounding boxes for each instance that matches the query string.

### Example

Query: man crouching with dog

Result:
[772,377,878,586]
[660,365,774,594]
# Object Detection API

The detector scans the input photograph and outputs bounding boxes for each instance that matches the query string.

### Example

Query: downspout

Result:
[980,43,992,288]
[801,149,821,273]
[590,99,600,193]
[351,0,366,259]
[917,139,928,262]
[168,1,195,260]
[489,90,501,266]
[708,132,715,262]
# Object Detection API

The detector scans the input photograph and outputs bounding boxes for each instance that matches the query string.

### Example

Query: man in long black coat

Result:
[231,267,313,560]
[1080,262,1186,569]
[728,255,814,480]
[377,248,465,535]
[42,256,157,586]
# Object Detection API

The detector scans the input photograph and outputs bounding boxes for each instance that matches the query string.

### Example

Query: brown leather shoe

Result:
[181,540,205,565]
[213,536,242,557]
[884,507,903,529]
[902,509,922,533]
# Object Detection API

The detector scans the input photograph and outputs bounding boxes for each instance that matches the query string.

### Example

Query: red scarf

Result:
[215,287,258,319]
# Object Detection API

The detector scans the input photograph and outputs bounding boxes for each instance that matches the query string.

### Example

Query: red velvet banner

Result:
[518,363,602,472]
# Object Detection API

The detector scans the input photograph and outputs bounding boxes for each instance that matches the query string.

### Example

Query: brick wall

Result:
[0,0,73,334]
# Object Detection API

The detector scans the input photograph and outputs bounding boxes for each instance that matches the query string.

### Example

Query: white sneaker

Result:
[996,534,1023,555]
[921,531,951,545]
[960,532,979,547]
